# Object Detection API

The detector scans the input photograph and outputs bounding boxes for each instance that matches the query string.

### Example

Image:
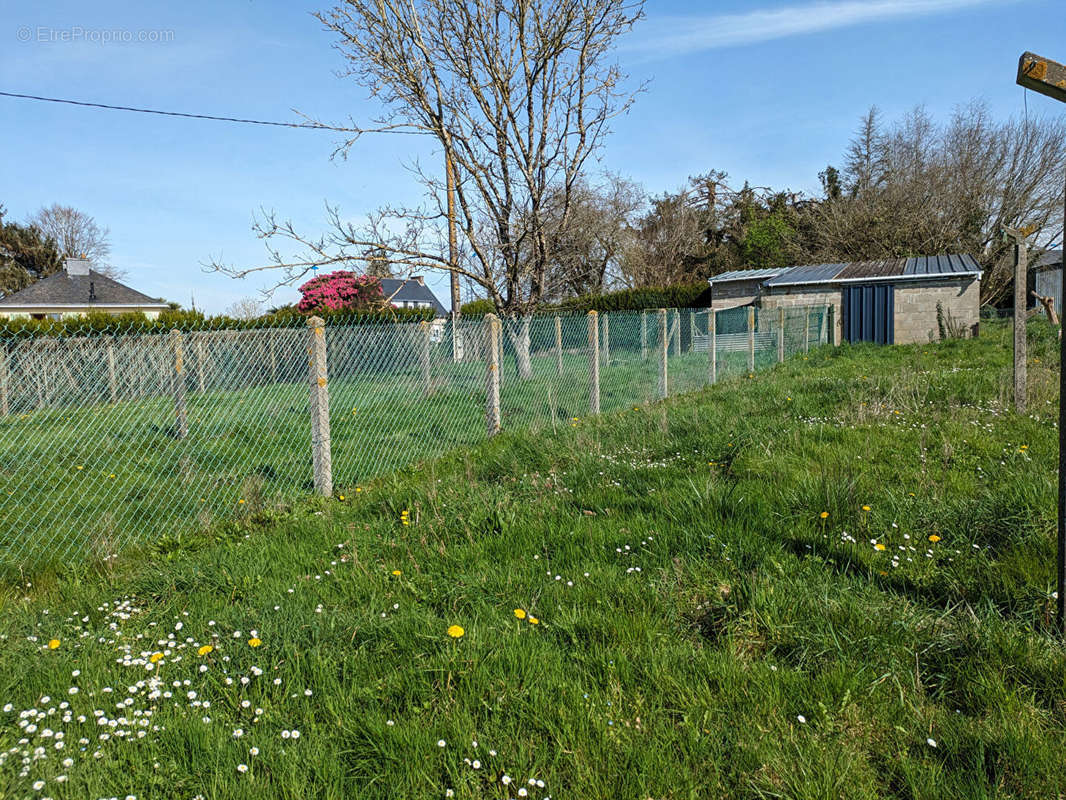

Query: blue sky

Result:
[1,0,1062,313]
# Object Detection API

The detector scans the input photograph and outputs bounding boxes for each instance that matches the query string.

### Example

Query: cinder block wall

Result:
[759,286,841,343]
[894,278,980,344]
[711,279,767,308]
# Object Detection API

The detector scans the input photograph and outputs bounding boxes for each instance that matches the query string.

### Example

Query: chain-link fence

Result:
[0,305,828,568]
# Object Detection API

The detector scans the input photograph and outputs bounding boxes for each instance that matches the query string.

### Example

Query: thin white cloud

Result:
[628,0,1011,57]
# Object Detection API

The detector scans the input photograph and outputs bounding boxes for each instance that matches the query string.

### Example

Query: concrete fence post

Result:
[171,329,188,439]
[485,314,501,436]
[601,312,610,368]
[672,309,681,355]
[804,307,810,353]
[777,306,785,363]
[307,316,333,497]
[708,309,717,386]
[658,308,668,400]
[419,320,432,396]
[1013,240,1028,414]
[747,307,756,373]
[554,315,563,376]
[640,311,648,360]
[690,310,696,348]
[0,347,8,416]
[588,311,600,414]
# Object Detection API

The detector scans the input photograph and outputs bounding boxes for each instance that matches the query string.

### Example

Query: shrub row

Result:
[460,283,712,317]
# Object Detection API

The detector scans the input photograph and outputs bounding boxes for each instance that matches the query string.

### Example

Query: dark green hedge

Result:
[461,283,712,317]
[0,306,435,339]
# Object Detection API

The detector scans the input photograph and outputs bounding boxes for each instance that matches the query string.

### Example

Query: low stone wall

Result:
[894,277,980,344]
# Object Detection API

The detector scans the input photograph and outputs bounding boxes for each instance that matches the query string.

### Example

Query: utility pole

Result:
[1016,51,1066,634]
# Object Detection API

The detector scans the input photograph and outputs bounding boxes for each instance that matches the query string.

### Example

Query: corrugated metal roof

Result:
[763,263,845,286]
[1033,249,1062,270]
[903,254,981,276]
[765,254,980,287]
[707,267,787,284]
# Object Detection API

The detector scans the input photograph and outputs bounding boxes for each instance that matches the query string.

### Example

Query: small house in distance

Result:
[0,258,169,321]
[380,276,448,316]
[708,255,982,345]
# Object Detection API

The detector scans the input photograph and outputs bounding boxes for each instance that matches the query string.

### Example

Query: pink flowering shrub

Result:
[295,271,384,314]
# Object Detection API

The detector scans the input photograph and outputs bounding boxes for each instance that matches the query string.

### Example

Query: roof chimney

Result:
[65,258,91,277]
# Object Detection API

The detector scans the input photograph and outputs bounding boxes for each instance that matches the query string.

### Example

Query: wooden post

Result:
[106,343,117,404]
[588,311,600,414]
[419,320,432,396]
[171,330,188,439]
[307,316,332,497]
[747,306,755,373]
[640,311,648,360]
[804,307,810,353]
[554,316,563,376]
[708,309,717,386]
[601,312,610,368]
[0,347,8,416]
[827,305,836,346]
[1013,236,1028,414]
[485,314,501,436]
[658,308,668,400]
[777,306,785,363]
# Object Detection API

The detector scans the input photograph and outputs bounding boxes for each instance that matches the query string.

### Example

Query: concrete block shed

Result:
[708,255,982,346]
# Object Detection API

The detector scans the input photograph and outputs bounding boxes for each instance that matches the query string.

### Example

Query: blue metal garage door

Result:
[843,284,894,344]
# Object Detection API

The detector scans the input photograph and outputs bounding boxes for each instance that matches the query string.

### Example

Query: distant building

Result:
[0,258,169,321]
[1032,249,1063,315]
[380,276,448,317]
[708,255,982,345]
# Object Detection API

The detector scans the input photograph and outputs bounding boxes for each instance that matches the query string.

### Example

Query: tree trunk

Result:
[505,316,533,380]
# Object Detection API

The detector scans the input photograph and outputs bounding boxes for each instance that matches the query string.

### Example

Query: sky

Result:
[0,0,1063,314]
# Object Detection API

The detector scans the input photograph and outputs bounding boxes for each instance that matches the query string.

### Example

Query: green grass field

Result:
[0,327,774,569]
[1,319,1063,799]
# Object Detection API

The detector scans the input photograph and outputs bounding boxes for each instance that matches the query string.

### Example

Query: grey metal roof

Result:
[0,268,167,308]
[765,254,980,287]
[763,263,844,286]
[1033,249,1062,270]
[380,277,448,317]
[707,267,787,284]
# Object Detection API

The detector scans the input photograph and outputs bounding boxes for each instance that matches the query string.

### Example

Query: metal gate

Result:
[843,284,894,344]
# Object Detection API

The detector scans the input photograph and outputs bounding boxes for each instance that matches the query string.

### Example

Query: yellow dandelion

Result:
[47,639,60,650]
[338,495,346,501]
[513,609,526,620]
[356,487,362,493]
[149,652,164,663]
[447,625,465,639]
[874,543,886,551]
[928,534,941,543]
[197,645,214,656]
[75,465,83,471]
[391,569,402,576]
[238,499,245,505]
[528,616,540,625]
[862,505,871,512]
[248,637,262,648]
[819,511,829,519]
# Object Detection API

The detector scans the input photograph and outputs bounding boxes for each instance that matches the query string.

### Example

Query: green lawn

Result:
[1,319,1063,799]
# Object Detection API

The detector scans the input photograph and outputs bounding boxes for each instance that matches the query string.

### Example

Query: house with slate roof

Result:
[380,276,448,317]
[708,254,982,345]
[0,258,169,321]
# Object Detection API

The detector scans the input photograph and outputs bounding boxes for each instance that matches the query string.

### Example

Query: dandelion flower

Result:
[391,570,402,576]
[447,625,464,639]
[819,512,829,520]
[149,652,164,663]
[528,616,540,625]
[928,535,941,543]
[513,609,526,620]
[197,645,213,656]
[862,505,871,512]
[874,544,886,551]
[248,638,262,648]
[47,639,60,650]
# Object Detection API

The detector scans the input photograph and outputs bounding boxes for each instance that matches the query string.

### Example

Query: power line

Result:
[0,90,424,135]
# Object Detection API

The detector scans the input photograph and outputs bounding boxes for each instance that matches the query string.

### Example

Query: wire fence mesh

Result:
[0,305,829,569]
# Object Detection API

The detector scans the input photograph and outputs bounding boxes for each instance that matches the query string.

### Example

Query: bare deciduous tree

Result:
[210,0,645,378]
[28,204,123,279]
[225,297,265,320]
